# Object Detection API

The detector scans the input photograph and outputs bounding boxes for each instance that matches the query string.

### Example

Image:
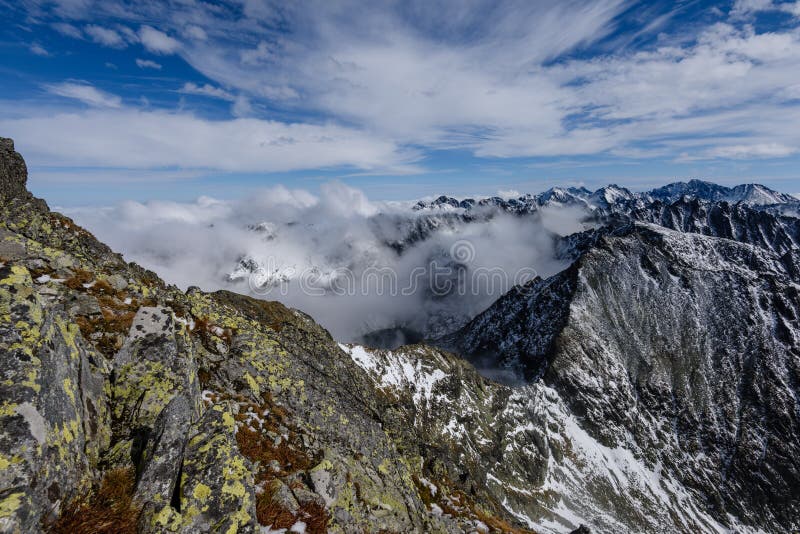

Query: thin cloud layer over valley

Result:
[66,183,583,344]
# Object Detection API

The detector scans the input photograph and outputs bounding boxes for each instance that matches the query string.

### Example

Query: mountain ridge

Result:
[412,179,799,213]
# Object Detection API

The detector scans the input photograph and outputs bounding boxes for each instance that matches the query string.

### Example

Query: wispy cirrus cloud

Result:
[135,58,162,70]
[158,0,800,162]
[84,24,125,48]
[179,82,234,101]
[7,0,800,195]
[731,0,800,18]
[29,43,50,56]
[51,22,83,38]
[43,82,122,108]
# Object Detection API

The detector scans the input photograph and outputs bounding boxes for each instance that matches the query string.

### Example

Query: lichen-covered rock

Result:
[112,307,199,435]
[265,479,299,513]
[0,263,110,532]
[174,403,258,533]
[134,394,192,507]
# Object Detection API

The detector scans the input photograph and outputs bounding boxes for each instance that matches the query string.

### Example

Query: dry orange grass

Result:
[255,487,329,533]
[46,468,141,534]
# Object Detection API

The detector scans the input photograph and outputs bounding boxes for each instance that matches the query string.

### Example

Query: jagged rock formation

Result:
[412,180,800,214]
[0,139,29,202]
[627,197,800,255]
[648,179,799,206]
[441,222,800,532]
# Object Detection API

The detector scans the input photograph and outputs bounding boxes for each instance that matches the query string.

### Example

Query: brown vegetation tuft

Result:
[46,468,141,534]
[255,486,330,533]
[296,501,330,534]
[91,278,115,295]
[64,268,93,291]
[76,307,136,357]
[235,425,313,481]
[191,315,235,352]
[255,485,296,529]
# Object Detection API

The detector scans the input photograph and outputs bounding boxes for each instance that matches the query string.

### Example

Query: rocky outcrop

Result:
[628,197,800,255]
[133,395,191,507]
[0,264,111,533]
[0,138,28,202]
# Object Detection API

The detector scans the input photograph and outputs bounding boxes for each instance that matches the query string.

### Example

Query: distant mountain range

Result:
[413,179,799,213]
[227,179,800,342]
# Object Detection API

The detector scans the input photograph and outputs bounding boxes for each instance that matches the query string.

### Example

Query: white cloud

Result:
[704,143,798,159]
[731,0,800,17]
[184,25,207,41]
[179,82,234,101]
[136,58,162,70]
[51,0,92,18]
[43,82,122,108]
[33,168,207,184]
[786,2,800,16]
[232,95,253,117]
[497,189,522,199]
[240,41,275,65]
[139,26,181,54]
[13,0,800,168]
[170,0,800,162]
[731,0,775,17]
[84,24,125,48]
[30,44,50,56]
[0,108,413,172]
[64,182,571,342]
[52,22,82,38]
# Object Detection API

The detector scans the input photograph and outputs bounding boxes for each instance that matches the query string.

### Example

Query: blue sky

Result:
[3,0,800,205]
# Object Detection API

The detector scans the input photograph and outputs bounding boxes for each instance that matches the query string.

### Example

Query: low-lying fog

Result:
[66,182,590,346]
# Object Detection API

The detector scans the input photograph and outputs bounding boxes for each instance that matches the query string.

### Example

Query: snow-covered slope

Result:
[648,179,799,207]
[340,331,788,533]
[436,223,800,532]
[412,180,799,214]
[627,196,800,255]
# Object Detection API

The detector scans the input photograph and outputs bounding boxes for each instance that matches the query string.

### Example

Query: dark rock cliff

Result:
[0,138,28,202]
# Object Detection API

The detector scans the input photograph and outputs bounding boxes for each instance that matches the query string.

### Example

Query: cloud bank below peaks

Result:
[65,182,581,343]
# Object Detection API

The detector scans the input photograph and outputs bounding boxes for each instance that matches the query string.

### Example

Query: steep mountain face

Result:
[626,197,800,255]
[443,222,800,532]
[648,179,799,207]
[412,179,799,216]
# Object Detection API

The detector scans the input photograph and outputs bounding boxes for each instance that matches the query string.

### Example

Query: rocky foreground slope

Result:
[1,136,799,533]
